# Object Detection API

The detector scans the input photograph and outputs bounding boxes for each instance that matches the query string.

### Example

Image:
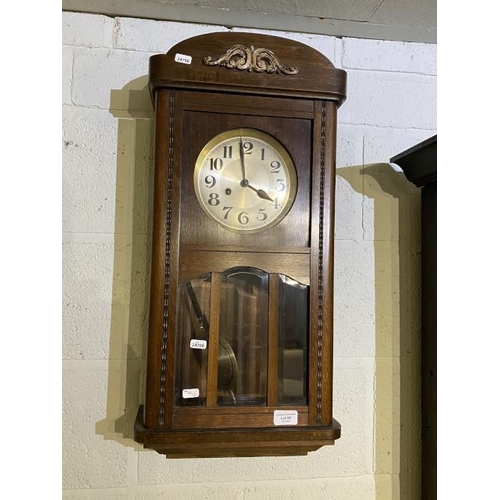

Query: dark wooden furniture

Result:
[134,32,347,458]
[391,135,437,499]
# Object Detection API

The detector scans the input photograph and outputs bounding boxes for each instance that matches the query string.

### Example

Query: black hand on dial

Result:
[246,183,274,202]
[239,138,274,202]
[239,138,247,182]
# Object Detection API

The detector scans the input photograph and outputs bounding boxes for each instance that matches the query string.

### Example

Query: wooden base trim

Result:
[135,406,340,458]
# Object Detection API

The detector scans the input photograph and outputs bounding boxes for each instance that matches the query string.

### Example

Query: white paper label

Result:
[190,339,207,350]
[182,388,200,399]
[175,53,192,65]
[273,410,298,426]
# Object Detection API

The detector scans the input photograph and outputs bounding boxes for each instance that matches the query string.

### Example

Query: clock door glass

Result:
[218,267,268,406]
[278,275,309,405]
[175,274,211,406]
[194,128,297,233]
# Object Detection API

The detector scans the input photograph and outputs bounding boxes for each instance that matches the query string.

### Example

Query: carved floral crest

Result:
[203,44,299,75]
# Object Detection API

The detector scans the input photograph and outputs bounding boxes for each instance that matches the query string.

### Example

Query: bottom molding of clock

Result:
[134,406,341,458]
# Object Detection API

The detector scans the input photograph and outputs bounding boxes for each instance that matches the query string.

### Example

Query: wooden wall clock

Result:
[134,32,347,458]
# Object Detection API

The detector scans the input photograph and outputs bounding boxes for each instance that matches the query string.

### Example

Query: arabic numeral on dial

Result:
[243,141,254,154]
[222,206,233,219]
[273,198,281,209]
[238,211,249,225]
[223,145,233,158]
[209,158,223,171]
[257,209,268,221]
[207,193,220,206]
[270,160,281,174]
[204,175,216,188]
[275,179,286,192]
[260,148,266,161]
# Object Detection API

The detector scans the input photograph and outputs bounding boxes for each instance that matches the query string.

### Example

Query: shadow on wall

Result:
[95,75,155,448]
[337,163,422,500]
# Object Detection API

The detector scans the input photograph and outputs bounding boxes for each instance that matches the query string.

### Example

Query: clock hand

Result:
[239,137,247,182]
[238,140,273,202]
[246,183,274,202]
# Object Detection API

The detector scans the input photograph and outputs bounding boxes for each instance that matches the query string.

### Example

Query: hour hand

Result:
[246,183,274,202]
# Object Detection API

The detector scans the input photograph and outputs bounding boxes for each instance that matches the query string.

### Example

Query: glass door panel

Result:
[175,274,211,406]
[278,274,309,405]
[218,267,268,406]
[175,269,309,411]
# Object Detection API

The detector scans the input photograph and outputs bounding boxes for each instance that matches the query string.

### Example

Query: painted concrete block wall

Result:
[62,11,436,500]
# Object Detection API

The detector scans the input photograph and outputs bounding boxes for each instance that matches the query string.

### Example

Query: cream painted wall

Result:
[62,11,436,499]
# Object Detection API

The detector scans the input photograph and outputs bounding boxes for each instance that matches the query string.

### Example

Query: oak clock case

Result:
[134,32,347,458]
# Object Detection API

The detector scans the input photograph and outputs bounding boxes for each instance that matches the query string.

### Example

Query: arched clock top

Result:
[148,32,347,104]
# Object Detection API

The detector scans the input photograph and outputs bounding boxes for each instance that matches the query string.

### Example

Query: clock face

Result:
[193,128,297,233]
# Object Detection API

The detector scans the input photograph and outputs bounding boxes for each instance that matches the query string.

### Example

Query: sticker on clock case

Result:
[190,339,207,350]
[182,388,200,399]
[273,410,298,426]
[175,53,192,65]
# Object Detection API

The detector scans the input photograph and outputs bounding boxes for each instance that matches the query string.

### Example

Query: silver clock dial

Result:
[193,128,297,233]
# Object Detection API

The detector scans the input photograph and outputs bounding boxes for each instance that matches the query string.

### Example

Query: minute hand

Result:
[239,138,247,182]
[246,183,274,202]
